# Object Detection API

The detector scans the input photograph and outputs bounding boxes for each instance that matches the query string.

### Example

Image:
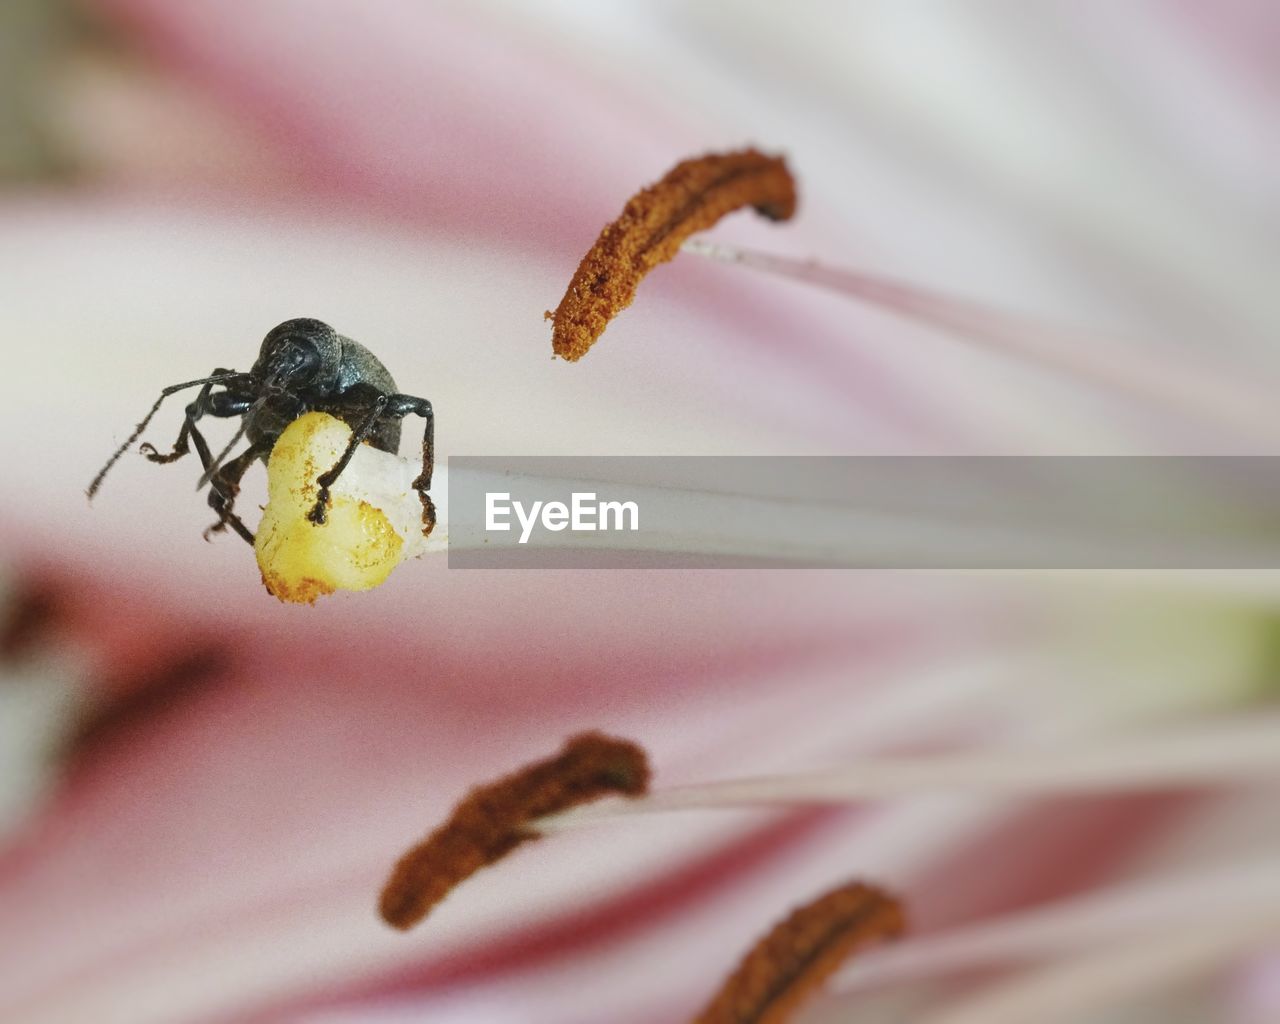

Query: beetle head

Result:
[256,318,342,393]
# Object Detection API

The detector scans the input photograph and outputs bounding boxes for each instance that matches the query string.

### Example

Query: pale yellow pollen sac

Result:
[255,412,442,604]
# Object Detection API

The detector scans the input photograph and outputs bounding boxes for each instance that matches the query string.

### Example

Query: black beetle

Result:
[87,318,435,544]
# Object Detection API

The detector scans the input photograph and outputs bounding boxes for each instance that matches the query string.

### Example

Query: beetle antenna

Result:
[88,373,243,500]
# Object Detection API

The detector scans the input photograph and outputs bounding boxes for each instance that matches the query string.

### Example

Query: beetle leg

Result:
[394,395,436,538]
[203,443,266,545]
[140,374,253,464]
[306,393,435,538]
[141,400,223,467]
[88,368,248,500]
[307,394,390,525]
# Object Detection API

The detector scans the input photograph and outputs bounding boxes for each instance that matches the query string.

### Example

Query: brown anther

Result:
[546,148,797,361]
[692,881,905,1024]
[69,647,228,757]
[379,731,650,931]
[0,578,65,662]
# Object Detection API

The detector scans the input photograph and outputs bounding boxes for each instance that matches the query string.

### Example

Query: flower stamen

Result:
[378,731,650,930]
[0,576,64,662]
[691,880,904,1024]
[546,148,797,360]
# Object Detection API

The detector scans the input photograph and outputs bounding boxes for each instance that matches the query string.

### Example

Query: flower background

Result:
[1,2,1278,1022]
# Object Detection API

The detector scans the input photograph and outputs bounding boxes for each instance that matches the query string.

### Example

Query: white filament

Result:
[835,855,1280,994]
[534,715,1280,832]
[911,915,1280,1024]
[684,239,1280,445]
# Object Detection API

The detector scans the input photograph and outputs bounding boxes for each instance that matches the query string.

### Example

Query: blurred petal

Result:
[2,3,1278,1023]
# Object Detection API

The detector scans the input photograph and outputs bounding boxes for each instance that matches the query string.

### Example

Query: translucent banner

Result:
[444,457,1280,569]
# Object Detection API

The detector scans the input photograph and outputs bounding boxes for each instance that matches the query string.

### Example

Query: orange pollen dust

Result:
[378,731,651,930]
[691,880,906,1024]
[545,147,797,361]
